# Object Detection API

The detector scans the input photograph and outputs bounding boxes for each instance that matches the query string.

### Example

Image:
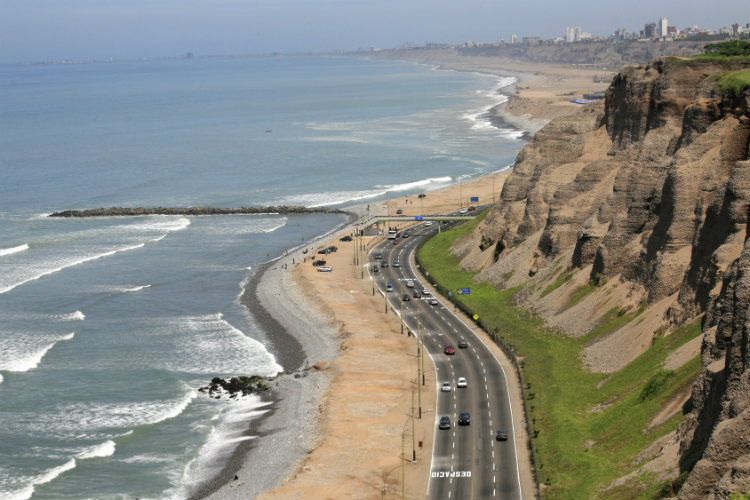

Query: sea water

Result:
[0,55,524,499]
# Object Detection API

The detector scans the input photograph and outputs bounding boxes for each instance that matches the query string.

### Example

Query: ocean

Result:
[0,54,524,499]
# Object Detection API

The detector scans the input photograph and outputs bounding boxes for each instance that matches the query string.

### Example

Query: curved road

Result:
[369,222,523,500]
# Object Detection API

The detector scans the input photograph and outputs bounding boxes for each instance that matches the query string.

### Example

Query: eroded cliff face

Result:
[454,58,750,497]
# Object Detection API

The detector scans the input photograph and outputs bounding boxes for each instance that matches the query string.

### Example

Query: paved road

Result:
[369,222,523,500]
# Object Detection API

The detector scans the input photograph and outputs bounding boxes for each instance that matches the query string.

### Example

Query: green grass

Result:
[712,70,750,97]
[417,225,703,499]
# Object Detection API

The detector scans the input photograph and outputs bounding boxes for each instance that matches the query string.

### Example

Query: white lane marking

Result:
[492,450,495,459]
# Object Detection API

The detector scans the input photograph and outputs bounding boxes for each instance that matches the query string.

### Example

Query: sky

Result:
[1,0,747,63]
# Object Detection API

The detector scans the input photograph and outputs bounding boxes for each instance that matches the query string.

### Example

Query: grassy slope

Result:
[417,216,702,499]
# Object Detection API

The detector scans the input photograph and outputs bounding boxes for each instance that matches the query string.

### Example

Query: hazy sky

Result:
[1,0,747,63]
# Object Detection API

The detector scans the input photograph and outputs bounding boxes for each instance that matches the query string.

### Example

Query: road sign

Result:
[457,287,471,295]
[415,215,423,221]
[470,196,479,202]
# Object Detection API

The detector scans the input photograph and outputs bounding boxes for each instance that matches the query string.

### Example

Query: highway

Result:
[369,222,523,500]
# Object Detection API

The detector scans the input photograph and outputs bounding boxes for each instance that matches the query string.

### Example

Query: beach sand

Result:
[204,55,604,500]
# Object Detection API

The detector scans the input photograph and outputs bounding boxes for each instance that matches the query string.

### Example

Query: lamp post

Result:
[417,309,422,418]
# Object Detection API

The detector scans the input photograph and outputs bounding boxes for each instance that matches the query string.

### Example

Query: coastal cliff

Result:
[454,56,749,497]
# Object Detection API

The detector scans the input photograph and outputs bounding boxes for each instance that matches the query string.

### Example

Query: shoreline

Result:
[202,54,606,500]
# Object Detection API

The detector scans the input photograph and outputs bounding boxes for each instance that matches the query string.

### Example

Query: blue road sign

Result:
[470,196,479,202]
[415,215,423,220]
[457,287,471,295]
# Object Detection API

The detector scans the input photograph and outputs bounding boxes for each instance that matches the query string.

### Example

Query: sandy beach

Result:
[203,54,605,500]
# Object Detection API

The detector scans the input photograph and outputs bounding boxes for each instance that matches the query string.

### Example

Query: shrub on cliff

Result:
[703,40,750,57]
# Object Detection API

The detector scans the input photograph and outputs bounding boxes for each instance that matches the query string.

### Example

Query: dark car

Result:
[312,260,326,266]
[393,239,399,245]
[339,235,353,241]
[372,265,379,273]
[396,209,403,214]
[444,345,455,355]
[381,260,388,267]
[468,206,476,211]
[458,412,470,426]
[402,293,410,302]
[413,291,422,299]
[457,340,469,349]
[402,232,409,238]
[439,416,451,430]
[418,193,426,199]
[317,248,330,254]
[374,253,382,260]
[496,429,508,441]
[326,245,338,252]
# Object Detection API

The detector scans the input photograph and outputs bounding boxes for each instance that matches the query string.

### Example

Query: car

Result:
[393,239,399,245]
[459,209,467,214]
[396,209,403,214]
[468,206,476,211]
[405,280,414,288]
[381,260,388,267]
[316,266,332,272]
[317,248,330,254]
[418,193,426,199]
[386,283,393,292]
[393,261,400,267]
[422,288,430,296]
[327,245,338,252]
[425,221,433,226]
[457,377,467,388]
[401,293,410,301]
[439,416,451,430]
[457,340,469,349]
[441,382,452,392]
[496,429,508,441]
[339,235,353,241]
[374,253,382,259]
[443,345,455,355]
[312,260,326,266]
[413,291,422,299]
[372,265,379,273]
[402,232,409,238]
[429,297,439,306]
[458,412,470,425]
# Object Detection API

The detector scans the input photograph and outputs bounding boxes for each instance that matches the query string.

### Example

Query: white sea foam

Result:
[57,310,85,321]
[300,135,371,144]
[0,332,74,372]
[0,242,146,295]
[122,284,151,293]
[5,459,78,500]
[383,176,453,192]
[0,373,3,385]
[75,440,116,459]
[180,396,270,496]
[0,244,29,257]
[163,313,282,376]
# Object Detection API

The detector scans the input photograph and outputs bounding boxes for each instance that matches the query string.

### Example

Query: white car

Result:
[441,382,452,392]
[406,280,414,288]
[422,288,430,295]
[425,221,433,226]
[316,266,332,272]
[459,209,467,214]
[429,297,439,306]
[457,377,467,388]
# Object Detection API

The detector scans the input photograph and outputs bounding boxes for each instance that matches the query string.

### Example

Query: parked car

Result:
[316,266,332,272]
[458,340,469,349]
[401,293,410,302]
[396,209,403,214]
[496,429,508,441]
[457,377,467,388]
[458,412,470,425]
[312,260,326,266]
[429,297,439,306]
[439,416,451,430]
[339,235,353,241]
[444,345,455,355]
[441,382,452,392]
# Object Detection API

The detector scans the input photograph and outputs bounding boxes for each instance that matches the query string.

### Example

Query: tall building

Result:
[565,26,582,43]
[645,23,657,39]
[511,34,519,44]
[659,17,668,37]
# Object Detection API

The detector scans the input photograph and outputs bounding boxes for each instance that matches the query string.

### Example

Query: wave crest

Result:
[0,244,29,257]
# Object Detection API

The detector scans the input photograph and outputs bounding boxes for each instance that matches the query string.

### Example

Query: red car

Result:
[444,345,455,355]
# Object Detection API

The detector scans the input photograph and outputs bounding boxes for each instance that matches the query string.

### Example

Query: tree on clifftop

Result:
[703,40,750,57]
